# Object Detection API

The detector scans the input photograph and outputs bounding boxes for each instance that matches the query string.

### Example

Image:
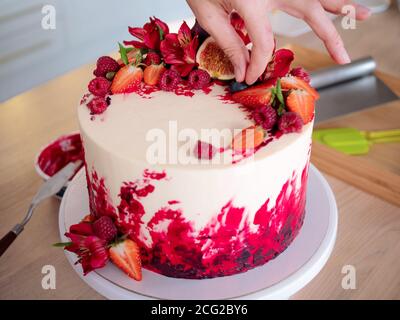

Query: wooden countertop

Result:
[1,39,400,300]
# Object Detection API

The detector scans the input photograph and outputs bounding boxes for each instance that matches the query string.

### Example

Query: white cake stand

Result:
[59,164,337,300]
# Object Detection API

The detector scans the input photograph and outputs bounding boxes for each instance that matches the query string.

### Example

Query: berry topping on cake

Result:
[281,76,319,100]
[252,105,278,130]
[188,69,210,89]
[290,67,311,83]
[92,216,117,243]
[231,79,276,108]
[111,65,143,94]
[93,56,120,77]
[232,126,265,152]
[286,89,315,124]
[159,69,181,91]
[229,81,248,93]
[87,96,109,115]
[109,239,142,281]
[144,51,162,66]
[88,77,111,97]
[278,112,304,133]
[144,64,166,86]
[193,140,217,159]
[261,49,294,81]
[196,37,235,80]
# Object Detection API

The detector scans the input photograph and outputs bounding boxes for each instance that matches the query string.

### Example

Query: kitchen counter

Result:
[1,11,400,299]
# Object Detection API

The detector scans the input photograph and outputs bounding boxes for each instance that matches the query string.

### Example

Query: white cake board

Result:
[59,164,337,300]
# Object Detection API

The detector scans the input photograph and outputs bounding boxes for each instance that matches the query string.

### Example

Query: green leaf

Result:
[277,104,285,116]
[157,25,164,41]
[53,242,72,247]
[118,42,129,65]
[132,51,142,66]
[275,79,285,106]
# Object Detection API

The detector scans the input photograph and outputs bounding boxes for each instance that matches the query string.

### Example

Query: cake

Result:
[66,16,319,280]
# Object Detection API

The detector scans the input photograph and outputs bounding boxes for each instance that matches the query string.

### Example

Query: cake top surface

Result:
[78,83,313,167]
[78,15,318,168]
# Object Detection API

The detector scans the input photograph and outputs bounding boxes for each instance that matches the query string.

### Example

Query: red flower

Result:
[261,48,294,81]
[65,233,109,275]
[64,221,109,275]
[230,12,250,45]
[160,21,199,77]
[124,17,169,50]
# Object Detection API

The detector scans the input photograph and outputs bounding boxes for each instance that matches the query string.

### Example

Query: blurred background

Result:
[0,0,399,102]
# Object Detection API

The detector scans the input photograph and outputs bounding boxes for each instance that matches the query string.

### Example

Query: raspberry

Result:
[278,112,303,133]
[252,106,277,130]
[144,52,161,66]
[193,140,217,159]
[188,69,210,89]
[92,216,117,243]
[88,77,111,97]
[87,96,109,115]
[93,56,120,77]
[159,69,181,91]
[290,67,310,83]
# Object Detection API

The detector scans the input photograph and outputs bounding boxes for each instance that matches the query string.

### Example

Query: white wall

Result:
[0,0,192,101]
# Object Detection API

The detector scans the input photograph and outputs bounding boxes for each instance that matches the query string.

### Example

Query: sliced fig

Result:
[196,37,235,80]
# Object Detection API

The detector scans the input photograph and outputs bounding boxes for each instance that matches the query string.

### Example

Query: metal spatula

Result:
[311,57,398,123]
[313,128,400,155]
[0,160,82,257]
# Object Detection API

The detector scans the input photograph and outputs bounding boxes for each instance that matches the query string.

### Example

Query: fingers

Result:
[187,1,249,82]
[303,1,350,64]
[320,0,371,20]
[235,3,275,84]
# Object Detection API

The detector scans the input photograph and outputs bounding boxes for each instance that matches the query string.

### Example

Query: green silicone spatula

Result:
[312,128,400,155]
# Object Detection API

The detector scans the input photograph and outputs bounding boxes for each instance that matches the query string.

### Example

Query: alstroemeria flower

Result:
[160,21,199,77]
[65,233,109,275]
[230,12,250,45]
[261,48,294,80]
[124,17,169,50]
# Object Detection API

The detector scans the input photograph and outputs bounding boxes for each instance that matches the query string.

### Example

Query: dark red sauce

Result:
[37,133,83,177]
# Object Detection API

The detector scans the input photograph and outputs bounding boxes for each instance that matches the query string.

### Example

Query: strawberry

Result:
[109,239,142,281]
[231,80,275,108]
[111,65,143,94]
[232,125,265,152]
[280,76,319,100]
[143,64,166,86]
[117,48,141,66]
[286,89,315,124]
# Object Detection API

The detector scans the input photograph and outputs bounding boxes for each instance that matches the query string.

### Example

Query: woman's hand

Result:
[186,0,370,84]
